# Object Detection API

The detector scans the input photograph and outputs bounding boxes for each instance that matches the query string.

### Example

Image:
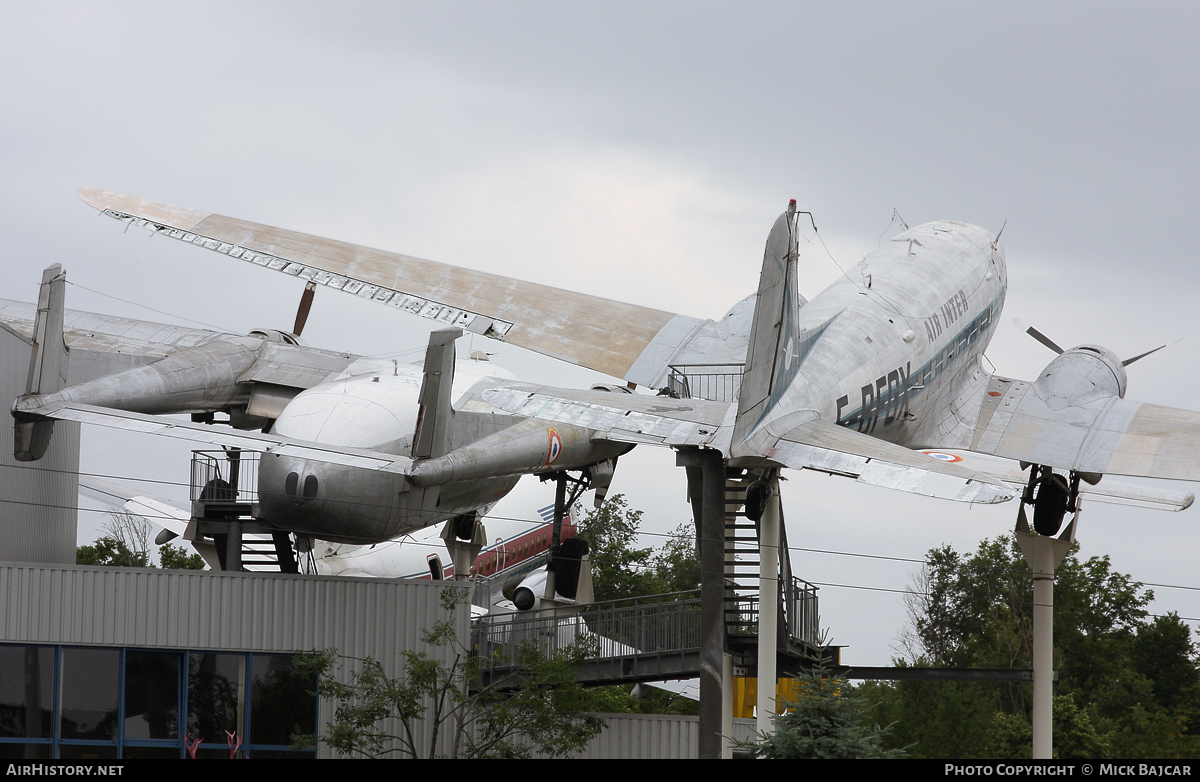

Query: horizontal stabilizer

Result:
[78,476,192,535]
[24,400,416,474]
[79,476,221,569]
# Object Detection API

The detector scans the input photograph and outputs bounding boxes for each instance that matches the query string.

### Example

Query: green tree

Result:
[292,588,604,758]
[737,652,904,759]
[863,534,1200,758]
[574,497,701,715]
[76,510,206,569]
[159,542,206,570]
[76,535,148,567]
[575,495,699,601]
[575,495,653,601]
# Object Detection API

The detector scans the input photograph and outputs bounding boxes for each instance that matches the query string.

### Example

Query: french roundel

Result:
[546,427,563,465]
[922,450,963,463]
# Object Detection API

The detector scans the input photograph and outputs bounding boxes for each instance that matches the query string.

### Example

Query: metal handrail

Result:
[666,363,745,402]
[471,578,817,674]
[472,591,701,672]
[190,449,261,503]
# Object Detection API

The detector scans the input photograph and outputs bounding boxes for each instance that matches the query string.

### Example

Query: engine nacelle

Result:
[408,418,632,486]
[248,328,305,346]
[511,570,549,611]
[1032,344,1126,410]
[510,537,590,611]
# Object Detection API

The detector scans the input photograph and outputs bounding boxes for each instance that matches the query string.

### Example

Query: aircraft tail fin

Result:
[732,202,800,446]
[14,265,69,461]
[412,328,461,461]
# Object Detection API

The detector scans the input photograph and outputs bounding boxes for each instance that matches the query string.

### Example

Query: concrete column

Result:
[679,448,727,759]
[1016,519,1073,760]
[722,652,734,759]
[756,474,780,735]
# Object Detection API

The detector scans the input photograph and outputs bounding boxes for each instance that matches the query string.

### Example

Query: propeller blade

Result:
[293,281,316,336]
[1122,338,1182,366]
[1012,317,1064,355]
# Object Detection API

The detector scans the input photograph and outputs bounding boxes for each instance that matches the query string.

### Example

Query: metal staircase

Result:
[722,471,820,659]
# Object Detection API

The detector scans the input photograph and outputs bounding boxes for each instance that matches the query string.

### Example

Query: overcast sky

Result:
[3,2,1199,666]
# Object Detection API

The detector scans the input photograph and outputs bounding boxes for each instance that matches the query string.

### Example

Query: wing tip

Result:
[76,188,111,211]
[75,188,212,231]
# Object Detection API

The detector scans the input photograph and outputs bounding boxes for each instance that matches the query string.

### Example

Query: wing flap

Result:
[770,420,1014,504]
[79,189,706,385]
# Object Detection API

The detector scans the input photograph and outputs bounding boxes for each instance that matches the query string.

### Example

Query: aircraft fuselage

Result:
[761,220,1006,452]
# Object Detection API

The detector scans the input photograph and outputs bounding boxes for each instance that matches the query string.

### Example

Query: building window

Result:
[0,645,316,759]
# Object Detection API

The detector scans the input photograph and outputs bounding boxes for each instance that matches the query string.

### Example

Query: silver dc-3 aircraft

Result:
[6,191,1199,565]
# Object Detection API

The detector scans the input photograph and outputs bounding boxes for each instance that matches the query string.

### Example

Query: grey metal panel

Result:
[0,326,78,564]
[550,714,758,759]
[968,377,1200,481]
[0,562,466,649]
[0,299,217,365]
[238,341,357,388]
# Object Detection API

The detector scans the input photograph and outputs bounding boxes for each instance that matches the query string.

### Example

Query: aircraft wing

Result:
[483,385,1014,504]
[484,385,734,447]
[0,298,369,394]
[965,376,1200,482]
[78,476,192,535]
[77,189,711,387]
[0,299,220,385]
[913,448,1194,512]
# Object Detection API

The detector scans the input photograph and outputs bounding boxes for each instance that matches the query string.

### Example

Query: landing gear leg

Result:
[441,512,486,585]
[1021,465,1081,537]
[541,470,590,602]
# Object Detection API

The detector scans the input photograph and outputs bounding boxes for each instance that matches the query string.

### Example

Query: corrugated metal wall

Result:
[0,563,472,757]
[0,325,79,564]
[555,713,758,760]
[1,562,757,759]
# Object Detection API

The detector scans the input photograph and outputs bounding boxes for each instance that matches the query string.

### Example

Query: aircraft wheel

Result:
[744,481,771,522]
[452,513,476,540]
[1032,473,1070,536]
